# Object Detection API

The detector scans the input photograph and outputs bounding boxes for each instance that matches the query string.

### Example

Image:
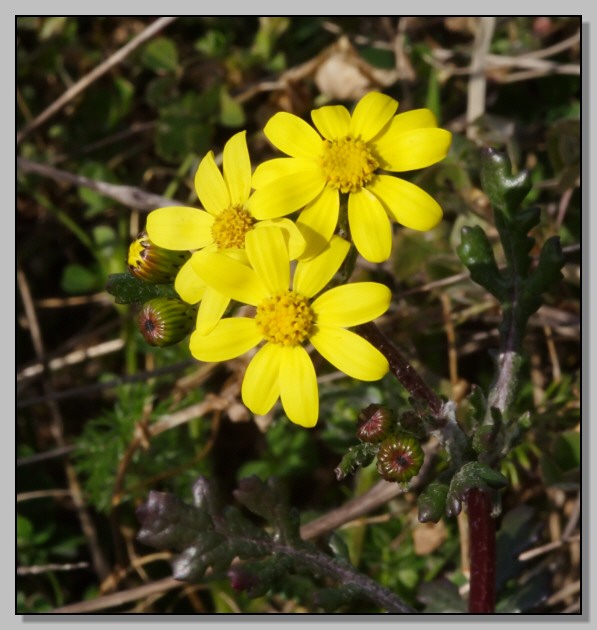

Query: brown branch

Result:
[17,157,184,211]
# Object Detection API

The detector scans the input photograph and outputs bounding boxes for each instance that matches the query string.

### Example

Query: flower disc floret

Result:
[211,205,255,249]
[255,290,314,346]
[320,137,378,193]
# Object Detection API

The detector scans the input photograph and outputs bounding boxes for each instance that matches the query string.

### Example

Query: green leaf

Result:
[417,480,449,523]
[219,87,245,127]
[105,272,177,305]
[334,442,378,481]
[61,263,103,294]
[480,147,532,216]
[141,37,179,73]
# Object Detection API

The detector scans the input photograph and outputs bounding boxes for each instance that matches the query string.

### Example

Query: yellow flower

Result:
[247,92,452,262]
[190,227,390,428]
[145,130,305,333]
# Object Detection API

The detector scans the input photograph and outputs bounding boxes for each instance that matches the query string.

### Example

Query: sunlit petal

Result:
[376,128,452,172]
[312,283,391,327]
[174,255,206,304]
[369,175,443,231]
[223,130,251,205]
[245,227,290,295]
[348,188,392,263]
[195,286,231,335]
[264,112,323,159]
[146,207,214,251]
[189,318,262,362]
[293,235,350,298]
[242,343,282,416]
[247,168,326,220]
[311,105,351,140]
[295,186,340,259]
[252,157,316,189]
[279,345,318,428]
[310,325,389,381]
[349,92,398,142]
[194,150,230,216]
[257,218,306,260]
[192,250,267,305]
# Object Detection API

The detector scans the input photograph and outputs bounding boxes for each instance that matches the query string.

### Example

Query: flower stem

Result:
[467,488,496,613]
[356,322,443,415]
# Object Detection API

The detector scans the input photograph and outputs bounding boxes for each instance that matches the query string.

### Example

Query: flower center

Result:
[320,136,379,193]
[255,290,315,346]
[211,206,255,249]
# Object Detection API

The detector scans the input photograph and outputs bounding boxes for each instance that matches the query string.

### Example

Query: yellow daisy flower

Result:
[247,92,452,262]
[145,130,305,334]
[189,227,391,428]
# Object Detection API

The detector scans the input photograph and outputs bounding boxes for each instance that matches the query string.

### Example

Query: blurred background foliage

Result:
[17,16,581,614]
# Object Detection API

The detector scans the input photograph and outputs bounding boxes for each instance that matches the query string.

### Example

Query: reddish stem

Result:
[467,488,496,613]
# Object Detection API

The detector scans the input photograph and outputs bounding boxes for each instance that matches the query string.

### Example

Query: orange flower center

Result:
[320,136,379,193]
[255,290,314,346]
[211,206,255,249]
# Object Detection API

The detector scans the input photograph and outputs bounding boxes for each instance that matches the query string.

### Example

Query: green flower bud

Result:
[138,297,195,346]
[127,231,190,284]
[356,404,394,443]
[376,432,424,483]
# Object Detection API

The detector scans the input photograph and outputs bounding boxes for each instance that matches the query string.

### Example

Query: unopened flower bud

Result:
[127,231,190,284]
[138,297,195,346]
[356,404,394,443]
[376,433,424,483]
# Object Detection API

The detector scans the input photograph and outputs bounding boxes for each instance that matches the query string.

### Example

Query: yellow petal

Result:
[247,168,326,220]
[310,325,389,381]
[295,186,340,259]
[245,227,290,295]
[279,345,318,428]
[348,188,392,263]
[311,105,351,140]
[191,250,267,305]
[293,235,350,298]
[174,255,206,304]
[349,92,398,142]
[223,130,251,206]
[195,150,230,216]
[146,207,214,251]
[189,318,262,362]
[376,128,452,172]
[257,218,306,260]
[388,108,438,134]
[242,343,281,415]
[369,175,443,231]
[311,282,391,327]
[264,112,323,159]
[195,286,231,335]
[252,157,315,189]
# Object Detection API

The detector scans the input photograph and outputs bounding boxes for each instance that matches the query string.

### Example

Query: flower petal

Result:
[376,128,452,172]
[349,92,398,142]
[223,130,251,205]
[312,282,391,327]
[311,105,351,140]
[189,318,262,362]
[279,345,318,428]
[247,168,326,220]
[293,235,350,298]
[348,188,392,263]
[264,112,323,159]
[195,150,230,216]
[146,207,215,251]
[388,108,439,134]
[310,325,389,381]
[245,227,290,295]
[252,157,316,189]
[192,250,267,305]
[195,286,231,335]
[369,175,443,231]
[174,255,206,304]
[295,186,340,259]
[242,343,281,416]
[257,218,306,260]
